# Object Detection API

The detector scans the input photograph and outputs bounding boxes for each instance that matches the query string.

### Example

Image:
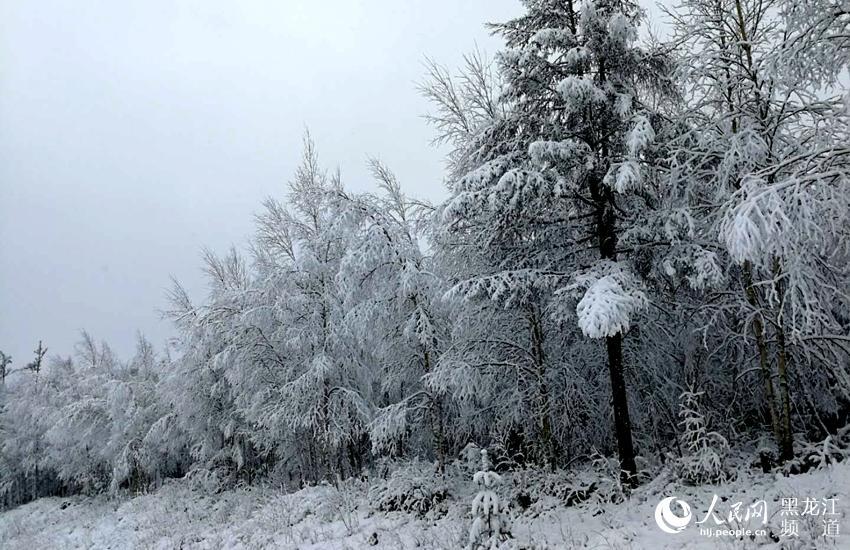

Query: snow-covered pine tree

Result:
[468,449,512,550]
[25,341,47,374]
[428,0,676,481]
[423,25,576,472]
[423,50,594,467]
[0,352,56,504]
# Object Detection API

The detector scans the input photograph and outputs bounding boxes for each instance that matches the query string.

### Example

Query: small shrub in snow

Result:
[755,434,778,472]
[502,468,539,512]
[583,452,629,516]
[185,465,228,494]
[459,442,484,473]
[504,468,593,514]
[468,449,513,550]
[368,460,448,517]
[787,425,850,473]
[326,475,364,535]
[675,390,728,485]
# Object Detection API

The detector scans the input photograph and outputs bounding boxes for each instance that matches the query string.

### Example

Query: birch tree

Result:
[668,0,850,462]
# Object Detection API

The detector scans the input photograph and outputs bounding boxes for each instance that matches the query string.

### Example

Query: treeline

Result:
[3,0,850,507]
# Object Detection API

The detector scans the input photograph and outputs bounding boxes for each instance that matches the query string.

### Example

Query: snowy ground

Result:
[1,462,849,549]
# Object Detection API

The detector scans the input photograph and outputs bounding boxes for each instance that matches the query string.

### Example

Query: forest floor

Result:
[1,459,849,549]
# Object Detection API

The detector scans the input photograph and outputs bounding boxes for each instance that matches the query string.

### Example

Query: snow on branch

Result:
[555,261,648,339]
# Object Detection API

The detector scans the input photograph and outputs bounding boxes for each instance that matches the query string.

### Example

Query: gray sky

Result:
[1,1,667,367]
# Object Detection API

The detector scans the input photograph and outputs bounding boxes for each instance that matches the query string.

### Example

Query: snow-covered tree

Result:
[106,334,169,493]
[0,351,11,386]
[251,136,372,480]
[159,248,267,486]
[24,341,47,374]
[468,448,512,549]
[5,0,850,515]
[667,0,850,462]
[675,390,728,485]
[427,0,676,480]
[0,333,173,505]
[338,159,450,468]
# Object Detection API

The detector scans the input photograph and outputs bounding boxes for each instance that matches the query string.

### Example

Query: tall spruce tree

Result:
[433,0,675,480]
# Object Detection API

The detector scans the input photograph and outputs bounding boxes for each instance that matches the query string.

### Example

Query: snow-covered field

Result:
[2,461,848,549]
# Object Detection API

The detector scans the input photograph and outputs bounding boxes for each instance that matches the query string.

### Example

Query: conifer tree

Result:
[468,449,512,550]
[431,0,675,480]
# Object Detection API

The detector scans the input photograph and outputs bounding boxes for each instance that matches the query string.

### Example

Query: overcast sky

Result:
[1,1,668,368]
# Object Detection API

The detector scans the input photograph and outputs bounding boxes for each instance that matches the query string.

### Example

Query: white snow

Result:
[2,461,848,549]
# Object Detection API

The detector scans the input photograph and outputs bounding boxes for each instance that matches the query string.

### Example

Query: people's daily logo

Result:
[653,494,839,539]
[654,496,692,534]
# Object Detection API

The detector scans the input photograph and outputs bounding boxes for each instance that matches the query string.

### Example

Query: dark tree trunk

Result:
[592,176,638,484]
[606,332,637,482]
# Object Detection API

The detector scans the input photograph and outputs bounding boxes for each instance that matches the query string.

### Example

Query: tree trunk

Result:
[606,332,638,482]
[775,326,794,461]
[772,257,794,462]
[743,261,784,459]
[432,397,447,473]
[528,305,557,470]
[423,346,447,472]
[592,176,638,483]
